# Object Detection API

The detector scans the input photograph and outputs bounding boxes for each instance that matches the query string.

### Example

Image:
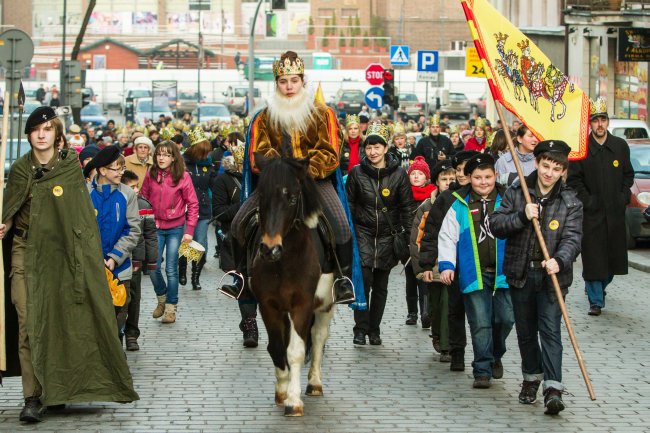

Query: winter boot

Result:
[240,318,259,348]
[178,256,188,286]
[191,256,205,291]
[19,397,44,423]
[161,304,177,324]
[152,295,167,318]
[333,240,355,304]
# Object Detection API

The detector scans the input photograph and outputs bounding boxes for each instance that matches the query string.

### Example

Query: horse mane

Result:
[257,157,323,222]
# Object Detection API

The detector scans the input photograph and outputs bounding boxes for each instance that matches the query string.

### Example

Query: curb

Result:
[628,251,650,273]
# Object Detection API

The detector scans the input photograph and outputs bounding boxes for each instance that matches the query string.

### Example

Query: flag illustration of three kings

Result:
[460,0,589,160]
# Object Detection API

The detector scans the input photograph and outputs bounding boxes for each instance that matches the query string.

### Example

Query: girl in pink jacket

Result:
[141,140,199,324]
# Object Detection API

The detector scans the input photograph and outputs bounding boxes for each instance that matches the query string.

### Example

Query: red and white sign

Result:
[365,63,385,86]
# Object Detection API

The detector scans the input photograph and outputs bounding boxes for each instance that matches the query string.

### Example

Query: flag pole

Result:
[493,100,596,401]
[0,91,9,371]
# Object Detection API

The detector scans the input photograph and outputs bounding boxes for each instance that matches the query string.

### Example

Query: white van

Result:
[608,119,650,140]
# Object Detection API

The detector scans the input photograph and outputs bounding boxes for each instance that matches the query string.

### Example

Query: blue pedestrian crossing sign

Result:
[390,45,410,66]
[417,50,439,72]
[365,87,384,110]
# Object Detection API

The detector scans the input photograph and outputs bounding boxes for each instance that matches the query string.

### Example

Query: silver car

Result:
[439,92,472,120]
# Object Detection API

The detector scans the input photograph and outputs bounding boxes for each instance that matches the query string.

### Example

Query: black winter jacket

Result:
[490,171,583,291]
[346,153,414,270]
[132,196,158,273]
[212,170,242,232]
[410,134,455,173]
[185,155,218,220]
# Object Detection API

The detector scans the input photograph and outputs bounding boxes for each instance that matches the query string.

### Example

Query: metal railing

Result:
[566,0,650,10]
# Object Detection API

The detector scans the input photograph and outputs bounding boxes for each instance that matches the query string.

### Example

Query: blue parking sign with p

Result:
[417,51,439,72]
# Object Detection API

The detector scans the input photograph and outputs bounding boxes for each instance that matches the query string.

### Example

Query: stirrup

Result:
[218,271,245,300]
[331,276,355,304]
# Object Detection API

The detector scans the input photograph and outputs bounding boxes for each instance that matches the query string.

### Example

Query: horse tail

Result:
[304,315,316,365]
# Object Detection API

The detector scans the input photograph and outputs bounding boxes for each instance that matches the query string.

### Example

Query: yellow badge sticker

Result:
[549,220,560,231]
[613,160,619,168]
[344,152,350,157]
[95,209,99,216]
[202,167,208,172]
[52,186,63,197]
[382,188,391,197]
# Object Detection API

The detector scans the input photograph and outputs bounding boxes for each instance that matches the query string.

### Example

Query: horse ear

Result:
[254,151,270,170]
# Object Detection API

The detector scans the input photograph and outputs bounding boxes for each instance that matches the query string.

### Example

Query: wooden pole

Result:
[494,101,596,401]
[0,91,9,371]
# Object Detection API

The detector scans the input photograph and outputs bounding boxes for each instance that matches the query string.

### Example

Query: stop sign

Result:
[365,63,385,86]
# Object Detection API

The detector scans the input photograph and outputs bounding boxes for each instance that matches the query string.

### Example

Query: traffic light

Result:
[271,0,286,10]
[383,68,396,109]
[62,60,82,108]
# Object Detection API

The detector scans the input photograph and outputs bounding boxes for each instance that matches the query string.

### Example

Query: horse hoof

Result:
[284,405,304,417]
[305,384,323,396]
[275,392,287,406]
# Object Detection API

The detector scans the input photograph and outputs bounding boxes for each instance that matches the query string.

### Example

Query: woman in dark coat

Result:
[567,100,634,316]
[346,123,414,346]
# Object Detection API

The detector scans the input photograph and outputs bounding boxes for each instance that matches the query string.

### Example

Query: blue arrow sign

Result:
[365,87,384,110]
[417,50,439,72]
[390,45,410,66]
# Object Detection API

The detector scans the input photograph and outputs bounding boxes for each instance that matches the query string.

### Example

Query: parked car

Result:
[121,88,152,115]
[13,100,42,123]
[134,97,173,125]
[471,92,488,116]
[80,102,108,127]
[331,89,365,116]
[193,104,231,123]
[626,139,650,248]
[176,90,206,117]
[222,86,263,116]
[398,93,424,120]
[439,92,472,119]
[609,119,649,140]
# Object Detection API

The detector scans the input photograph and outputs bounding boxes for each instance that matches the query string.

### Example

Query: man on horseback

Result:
[220,50,356,305]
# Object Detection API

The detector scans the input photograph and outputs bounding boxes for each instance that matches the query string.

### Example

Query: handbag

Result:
[372,183,410,262]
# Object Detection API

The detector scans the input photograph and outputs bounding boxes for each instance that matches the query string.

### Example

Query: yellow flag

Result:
[460,0,589,159]
[314,83,326,106]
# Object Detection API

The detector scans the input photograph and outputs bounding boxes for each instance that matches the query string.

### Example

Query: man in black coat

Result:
[410,114,454,173]
[567,98,634,316]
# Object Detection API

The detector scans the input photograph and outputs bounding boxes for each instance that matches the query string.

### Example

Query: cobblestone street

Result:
[1,233,649,432]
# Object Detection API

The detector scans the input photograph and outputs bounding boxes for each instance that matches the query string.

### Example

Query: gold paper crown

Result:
[475,117,487,130]
[230,144,245,165]
[590,97,608,117]
[449,125,459,134]
[430,114,440,126]
[160,125,176,141]
[393,122,406,136]
[273,56,305,77]
[244,116,251,127]
[366,122,390,144]
[346,114,360,128]
[188,127,208,146]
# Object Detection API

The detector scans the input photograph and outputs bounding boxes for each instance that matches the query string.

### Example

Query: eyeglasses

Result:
[105,166,126,173]
[157,153,173,158]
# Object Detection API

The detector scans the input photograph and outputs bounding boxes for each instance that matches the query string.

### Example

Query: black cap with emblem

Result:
[451,150,480,169]
[463,153,496,176]
[533,140,571,158]
[83,145,121,179]
[24,106,58,134]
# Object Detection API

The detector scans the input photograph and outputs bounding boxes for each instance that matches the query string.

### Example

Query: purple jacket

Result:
[140,170,199,236]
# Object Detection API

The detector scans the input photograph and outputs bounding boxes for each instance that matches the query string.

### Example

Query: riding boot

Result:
[178,256,187,286]
[333,240,356,304]
[192,256,205,290]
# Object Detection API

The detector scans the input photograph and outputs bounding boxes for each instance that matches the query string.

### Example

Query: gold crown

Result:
[230,144,245,164]
[366,122,390,144]
[429,114,440,126]
[188,127,208,146]
[160,125,176,141]
[393,122,406,136]
[449,124,459,134]
[273,56,305,77]
[590,97,608,117]
[475,117,487,129]
[346,114,360,128]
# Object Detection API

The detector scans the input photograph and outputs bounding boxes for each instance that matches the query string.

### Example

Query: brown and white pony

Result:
[250,154,335,417]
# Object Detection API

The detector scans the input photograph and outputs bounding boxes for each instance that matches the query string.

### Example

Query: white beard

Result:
[266,88,314,135]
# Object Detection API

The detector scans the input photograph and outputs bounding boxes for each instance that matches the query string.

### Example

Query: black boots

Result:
[333,240,356,304]
[178,256,187,286]
[191,256,205,290]
[19,397,44,423]
[240,318,259,348]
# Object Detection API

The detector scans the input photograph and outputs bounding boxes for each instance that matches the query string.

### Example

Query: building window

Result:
[318,8,334,19]
[341,8,358,18]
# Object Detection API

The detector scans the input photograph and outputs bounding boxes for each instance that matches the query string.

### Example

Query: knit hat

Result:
[79,144,101,164]
[408,156,431,180]
[134,136,154,154]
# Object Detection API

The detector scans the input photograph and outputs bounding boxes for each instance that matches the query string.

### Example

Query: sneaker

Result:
[518,380,541,404]
[431,335,441,353]
[450,352,465,371]
[353,331,366,346]
[472,376,491,389]
[544,388,565,415]
[19,397,44,423]
[405,312,417,325]
[492,359,504,379]
[421,314,431,329]
[439,351,452,363]
[368,333,382,345]
[240,319,259,348]
[588,305,602,316]
[125,337,140,351]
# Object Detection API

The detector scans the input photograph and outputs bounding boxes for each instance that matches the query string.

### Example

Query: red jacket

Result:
[140,170,199,236]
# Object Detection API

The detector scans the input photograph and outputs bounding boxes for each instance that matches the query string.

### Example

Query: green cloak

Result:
[2,149,139,405]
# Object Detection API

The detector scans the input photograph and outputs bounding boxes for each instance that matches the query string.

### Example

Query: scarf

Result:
[347,136,361,171]
[411,183,437,202]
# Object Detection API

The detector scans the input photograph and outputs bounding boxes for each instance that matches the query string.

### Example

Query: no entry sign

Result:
[365,63,385,86]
